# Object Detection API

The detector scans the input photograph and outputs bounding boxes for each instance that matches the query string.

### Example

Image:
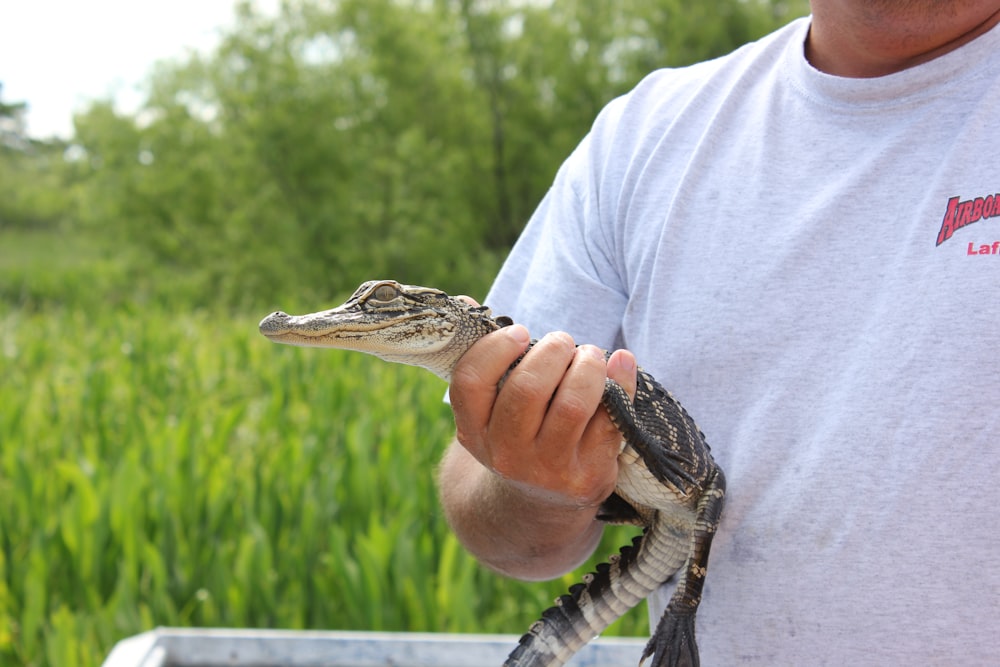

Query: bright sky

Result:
[0,0,273,139]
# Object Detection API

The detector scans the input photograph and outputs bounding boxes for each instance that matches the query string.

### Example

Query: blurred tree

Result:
[68,0,809,307]
[0,83,29,151]
[0,84,74,231]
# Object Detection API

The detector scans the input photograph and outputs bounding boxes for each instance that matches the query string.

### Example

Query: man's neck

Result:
[806,1,1000,77]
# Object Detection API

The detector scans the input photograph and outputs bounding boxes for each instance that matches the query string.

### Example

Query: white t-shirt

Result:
[484,16,1000,665]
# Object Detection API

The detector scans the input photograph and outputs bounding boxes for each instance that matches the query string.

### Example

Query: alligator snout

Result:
[258,311,291,335]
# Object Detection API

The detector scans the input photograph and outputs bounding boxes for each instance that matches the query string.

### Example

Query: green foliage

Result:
[0,85,80,233]
[0,301,643,667]
[61,0,807,309]
[0,230,128,310]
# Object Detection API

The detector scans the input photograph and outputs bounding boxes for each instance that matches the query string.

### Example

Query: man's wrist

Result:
[438,441,604,580]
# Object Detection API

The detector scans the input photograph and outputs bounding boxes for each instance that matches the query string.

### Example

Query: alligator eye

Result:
[372,284,399,302]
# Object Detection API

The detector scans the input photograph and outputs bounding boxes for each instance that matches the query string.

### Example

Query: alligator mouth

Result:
[258,309,431,347]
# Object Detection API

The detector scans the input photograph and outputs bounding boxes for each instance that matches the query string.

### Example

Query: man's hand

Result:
[439,313,638,580]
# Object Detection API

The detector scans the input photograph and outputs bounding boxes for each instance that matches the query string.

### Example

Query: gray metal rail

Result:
[102,628,648,667]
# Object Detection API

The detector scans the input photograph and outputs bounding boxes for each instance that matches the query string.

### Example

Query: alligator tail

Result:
[504,521,686,667]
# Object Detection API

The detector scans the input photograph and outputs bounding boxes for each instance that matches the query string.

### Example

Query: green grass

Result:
[0,229,130,311]
[0,301,645,667]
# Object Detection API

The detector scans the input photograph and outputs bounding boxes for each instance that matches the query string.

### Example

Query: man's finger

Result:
[536,344,609,456]
[449,323,532,457]
[606,349,638,401]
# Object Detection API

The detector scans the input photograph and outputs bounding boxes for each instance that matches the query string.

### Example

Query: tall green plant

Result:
[0,306,644,667]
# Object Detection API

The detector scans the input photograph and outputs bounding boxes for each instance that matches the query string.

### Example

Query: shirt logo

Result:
[936,192,1000,246]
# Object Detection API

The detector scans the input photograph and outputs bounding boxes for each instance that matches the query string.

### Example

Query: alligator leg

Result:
[641,468,726,667]
[600,376,705,488]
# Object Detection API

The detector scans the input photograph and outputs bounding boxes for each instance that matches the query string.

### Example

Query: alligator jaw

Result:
[258,307,461,380]
[258,308,429,349]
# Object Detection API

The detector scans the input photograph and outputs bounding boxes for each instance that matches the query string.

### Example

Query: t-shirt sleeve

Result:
[483,100,630,350]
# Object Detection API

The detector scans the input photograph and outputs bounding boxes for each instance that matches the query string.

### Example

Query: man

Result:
[438,1,1000,664]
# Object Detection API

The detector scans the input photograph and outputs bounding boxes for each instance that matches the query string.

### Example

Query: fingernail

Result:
[506,324,530,346]
[614,350,636,372]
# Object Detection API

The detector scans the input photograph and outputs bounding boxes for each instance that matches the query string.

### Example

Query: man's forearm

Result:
[437,438,605,581]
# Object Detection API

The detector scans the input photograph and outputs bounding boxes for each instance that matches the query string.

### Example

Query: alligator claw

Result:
[641,609,699,667]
